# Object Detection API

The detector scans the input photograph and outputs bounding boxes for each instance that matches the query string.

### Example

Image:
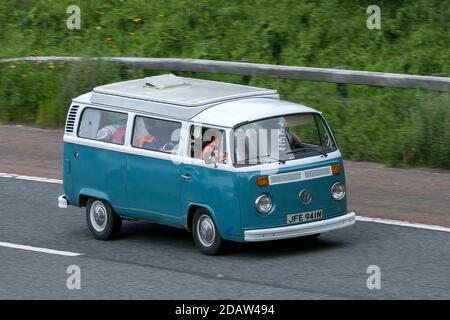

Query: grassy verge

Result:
[0,0,448,168]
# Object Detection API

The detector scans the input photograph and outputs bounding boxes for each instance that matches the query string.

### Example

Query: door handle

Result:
[180,174,192,180]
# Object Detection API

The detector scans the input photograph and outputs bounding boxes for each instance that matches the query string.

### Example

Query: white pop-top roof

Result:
[94,74,276,106]
[73,74,319,127]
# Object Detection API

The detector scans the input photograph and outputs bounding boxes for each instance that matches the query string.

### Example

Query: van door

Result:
[126,115,183,226]
[180,125,241,238]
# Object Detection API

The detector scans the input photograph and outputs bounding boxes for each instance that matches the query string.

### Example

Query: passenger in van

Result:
[96,119,127,144]
[201,129,227,163]
[111,126,126,144]
[138,135,176,152]
[286,127,302,148]
[134,117,178,153]
[137,134,157,147]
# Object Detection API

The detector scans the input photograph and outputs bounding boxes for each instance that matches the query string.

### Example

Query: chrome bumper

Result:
[58,195,68,209]
[244,212,356,242]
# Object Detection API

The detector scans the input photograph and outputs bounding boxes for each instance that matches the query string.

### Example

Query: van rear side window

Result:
[78,108,128,145]
[132,116,181,153]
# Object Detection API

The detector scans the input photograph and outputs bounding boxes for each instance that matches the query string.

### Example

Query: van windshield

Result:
[233,113,337,166]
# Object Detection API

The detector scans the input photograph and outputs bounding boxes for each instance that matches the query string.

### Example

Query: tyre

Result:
[86,198,122,240]
[192,208,224,255]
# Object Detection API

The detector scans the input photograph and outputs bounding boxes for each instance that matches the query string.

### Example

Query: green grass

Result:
[0,0,449,168]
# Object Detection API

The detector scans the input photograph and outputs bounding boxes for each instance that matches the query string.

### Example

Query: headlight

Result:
[255,194,273,214]
[331,182,346,200]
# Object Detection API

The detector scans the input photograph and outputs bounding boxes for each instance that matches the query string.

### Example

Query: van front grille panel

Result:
[269,166,332,185]
[304,166,332,179]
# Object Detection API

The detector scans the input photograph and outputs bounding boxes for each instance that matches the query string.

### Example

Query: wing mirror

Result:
[203,151,218,168]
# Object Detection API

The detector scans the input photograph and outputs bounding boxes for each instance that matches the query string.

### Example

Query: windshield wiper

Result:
[285,146,328,157]
[241,154,286,164]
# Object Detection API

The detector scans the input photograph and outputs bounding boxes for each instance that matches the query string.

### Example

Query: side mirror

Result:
[204,151,217,167]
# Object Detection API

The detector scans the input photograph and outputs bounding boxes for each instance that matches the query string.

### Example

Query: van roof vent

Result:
[65,105,79,133]
[144,74,191,90]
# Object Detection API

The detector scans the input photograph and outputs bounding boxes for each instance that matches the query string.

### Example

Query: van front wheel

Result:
[192,209,224,255]
[86,198,122,240]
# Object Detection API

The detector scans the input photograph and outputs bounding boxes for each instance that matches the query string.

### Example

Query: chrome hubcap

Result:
[90,201,107,232]
[197,215,215,247]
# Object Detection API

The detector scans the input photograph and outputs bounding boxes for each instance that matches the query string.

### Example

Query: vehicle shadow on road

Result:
[118,221,196,249]
[118,221,348,258]
[226,237,347,258]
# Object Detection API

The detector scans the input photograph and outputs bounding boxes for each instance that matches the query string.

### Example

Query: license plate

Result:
[287,209,323,224]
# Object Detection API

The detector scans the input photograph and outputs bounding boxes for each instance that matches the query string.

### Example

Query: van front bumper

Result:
[244,212,355,242]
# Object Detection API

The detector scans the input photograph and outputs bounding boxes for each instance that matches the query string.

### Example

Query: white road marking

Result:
[0,242,82,257]
[1,172,449,233]
[0,172,62,184]
[356,216,450,233]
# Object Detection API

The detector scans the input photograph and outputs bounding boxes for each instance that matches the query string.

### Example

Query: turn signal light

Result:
[331,164,341,175]
[256,176,269,187]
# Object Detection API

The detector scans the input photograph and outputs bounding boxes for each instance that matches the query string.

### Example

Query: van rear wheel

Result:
[192,209,224,255]
[86,198,122,240]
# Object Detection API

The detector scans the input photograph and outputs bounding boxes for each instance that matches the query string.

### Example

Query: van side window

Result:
[132,116,181,153]
[78,108,128,145]
[189,125,228,164]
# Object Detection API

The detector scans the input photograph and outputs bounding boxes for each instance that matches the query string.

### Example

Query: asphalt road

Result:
[1,178,449,299]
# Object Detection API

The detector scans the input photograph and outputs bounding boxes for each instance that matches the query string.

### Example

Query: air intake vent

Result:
[65,105,79,133]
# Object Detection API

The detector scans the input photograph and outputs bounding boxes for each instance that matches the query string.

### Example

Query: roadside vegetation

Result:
[0,0,448,167]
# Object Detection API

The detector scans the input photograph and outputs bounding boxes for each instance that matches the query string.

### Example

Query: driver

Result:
[201,129,227,163]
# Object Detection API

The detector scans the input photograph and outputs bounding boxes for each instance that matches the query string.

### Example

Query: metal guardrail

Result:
[1,56,449,91]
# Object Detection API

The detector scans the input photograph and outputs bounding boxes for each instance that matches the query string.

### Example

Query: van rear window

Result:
[78,108,128,145]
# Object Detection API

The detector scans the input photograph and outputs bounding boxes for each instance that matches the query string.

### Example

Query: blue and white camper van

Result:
[58,74,355,255]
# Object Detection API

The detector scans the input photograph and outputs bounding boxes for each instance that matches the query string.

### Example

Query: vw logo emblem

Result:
[299,189,312,205]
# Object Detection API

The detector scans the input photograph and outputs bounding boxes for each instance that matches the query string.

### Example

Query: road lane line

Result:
[1,172,450,233]
[0,242,82,257]
[356,216,450,233]
[0,172,62,184]
[15,175,62,184]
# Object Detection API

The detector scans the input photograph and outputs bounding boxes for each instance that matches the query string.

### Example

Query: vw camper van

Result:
[58,74,355,255]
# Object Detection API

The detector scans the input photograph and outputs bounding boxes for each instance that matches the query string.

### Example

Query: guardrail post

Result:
[336,66,349,98]
[337,83,348,99]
